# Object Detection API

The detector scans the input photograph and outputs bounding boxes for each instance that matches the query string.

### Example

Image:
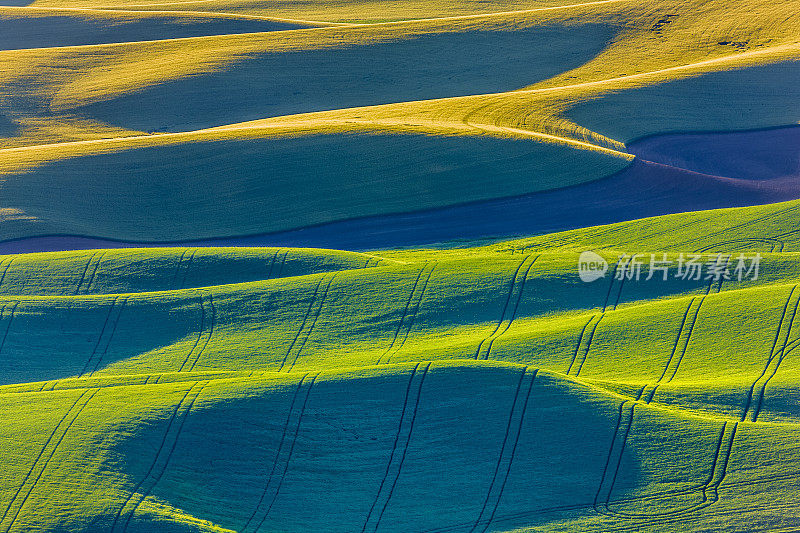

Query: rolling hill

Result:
[1,0,799,531]
[3,208,800,530]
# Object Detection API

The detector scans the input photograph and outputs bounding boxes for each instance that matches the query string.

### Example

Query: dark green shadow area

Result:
[74,24,615,132]
[2,132,625,242]
[0,295,200,385]
[106,366,644,533]
[0,14,307,51]
[0,110,18,136]
[565,61,800,143]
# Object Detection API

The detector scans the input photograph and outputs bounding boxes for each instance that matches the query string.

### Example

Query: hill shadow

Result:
[74,24,614,132]
[2,124,798,253]
[0,110,18,137]
[0,132,619,244]
[104,366,644,532]
[565,61,800,143]
[0,14,308,51]
[629,126,800,181]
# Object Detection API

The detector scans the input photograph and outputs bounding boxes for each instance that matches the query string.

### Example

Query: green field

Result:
[1,0,800,530]
[1,204,800,531]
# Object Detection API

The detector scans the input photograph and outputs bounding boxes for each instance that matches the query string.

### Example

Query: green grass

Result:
[1,203,800,530]
[3,0,800,531]
[0,247,390,295]
[494,198,800,253]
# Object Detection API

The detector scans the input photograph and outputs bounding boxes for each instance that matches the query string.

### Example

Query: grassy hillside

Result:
[0,8,314,51]
[0,0,798,243]
[498,198,800,253]
[3,203,800,530]
[0,133,629,241]
[25,0,591,21]
[2,0,800,531]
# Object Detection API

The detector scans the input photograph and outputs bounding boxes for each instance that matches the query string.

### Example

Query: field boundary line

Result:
[376,266,428,363]
[674,205,800,250]
[264,249,281,280]
[178,249,197,290]
[175,292,206,374]
[187,293,215,372]
[663,296,705,383]
[750,336,800,421]
[73,251,98,295]
[740,285,797,421]
[277,275,326,371]
[0,301,18,357]
[79,295,120,376]
[82,251,107,294]
[242,372,310,532]
[383,264,436,364]
[641,297,696,402]
[601,257,623,312]
[573,315,603,377]
[119,382,208,532]
[170,249,189,289]
[0,389,88,527]
[371,362,431,532]
[175,291,216,373]
[361,363,428,532]
[567,315,595,374]
[742,285,800,421]
[603,421,738,519]
[593,399,636,515]
[87,296,129,376]
[695,238,783,254]
[0,258,14,290]
[275,250,289,278]
[482,256,541,360]
[752,294,800,420]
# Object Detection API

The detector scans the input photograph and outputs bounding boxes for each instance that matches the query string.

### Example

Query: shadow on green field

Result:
[0,294,201,385]
[74,24,615,131]
[104,365,643,532]
[1,363,775,532]
[0,13,308,51]
[566,61,800,143]
[4,125,799,251]
[0,110,17,137]
[5,252,798,387]
[92,366,745,532]
[1,133,624,242]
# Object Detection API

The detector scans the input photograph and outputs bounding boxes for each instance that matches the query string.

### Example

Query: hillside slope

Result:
[2,204,800,531]
[2,0,800,531]
[0,0,798,245]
